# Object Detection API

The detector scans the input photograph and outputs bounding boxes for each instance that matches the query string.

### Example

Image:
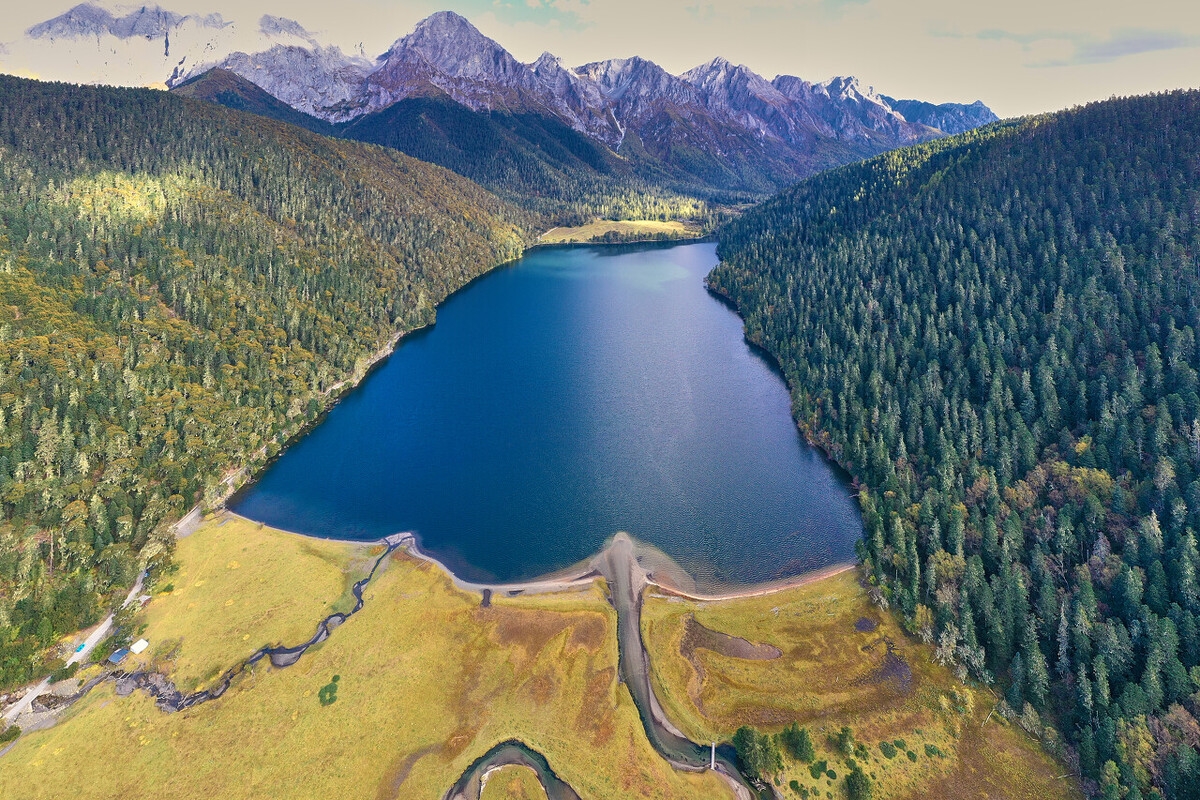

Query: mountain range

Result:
[7,5,999,200]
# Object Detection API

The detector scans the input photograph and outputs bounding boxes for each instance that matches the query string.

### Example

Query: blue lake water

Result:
[230,241,862,587]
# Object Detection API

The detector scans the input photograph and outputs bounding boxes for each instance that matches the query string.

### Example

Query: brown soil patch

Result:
[679,613,781,714]
[487,609,578,658]
[567,615,606,652]
[680,614,782,661]
[854,616,878,632]
[855,637,914,694]
[523,671,558,706]
[376,744,440,800]
[443,724,483,761]
[574,665,617,746]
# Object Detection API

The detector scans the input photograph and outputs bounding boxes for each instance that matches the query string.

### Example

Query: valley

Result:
[0,4,1197,799]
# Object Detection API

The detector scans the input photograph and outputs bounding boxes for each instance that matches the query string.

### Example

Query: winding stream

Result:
[18,531,772,799]
[592,534,762,800]
[32,534,406,717]
[443,740,582,800]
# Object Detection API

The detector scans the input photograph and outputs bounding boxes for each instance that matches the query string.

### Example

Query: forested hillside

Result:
[0,75,531,690]
[711,91,1200,798]
[174,70,723,225]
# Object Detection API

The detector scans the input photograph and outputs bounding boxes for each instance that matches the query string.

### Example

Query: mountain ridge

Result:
[6,4,997,195]
[178,10,997,194]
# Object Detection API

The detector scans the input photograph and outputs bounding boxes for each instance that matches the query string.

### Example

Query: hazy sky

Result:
[5,0,1199,117]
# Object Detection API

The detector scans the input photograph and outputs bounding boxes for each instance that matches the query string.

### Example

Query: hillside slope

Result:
[173,68,717,223]
[169,68,336,136]
[711,91,1200,798]
[0,75,531,692]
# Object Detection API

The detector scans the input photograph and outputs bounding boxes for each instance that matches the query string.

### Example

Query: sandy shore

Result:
[221,511,857,604]
[648,562,858,603]
[219,511,602,598]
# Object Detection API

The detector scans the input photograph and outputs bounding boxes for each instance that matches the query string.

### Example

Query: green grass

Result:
[0,522,730,800]
[135,514,367,692]
[642,570,1082,800]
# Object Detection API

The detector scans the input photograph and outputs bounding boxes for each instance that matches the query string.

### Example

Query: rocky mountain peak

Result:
[682,56,735,82]
[532,51,566,75]
[382,10,520,82]
[577,57,682,102]
[27,3,115,39]
[18,5,998,192]
[818,75,875,102]
[410,10,478,38]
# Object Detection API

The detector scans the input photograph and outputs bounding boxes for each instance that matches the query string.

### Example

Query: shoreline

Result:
[647,561,858,603]
[534,219,710,248]
[220,511,601,598]
[219,510,856,605]
[533,234,710,248]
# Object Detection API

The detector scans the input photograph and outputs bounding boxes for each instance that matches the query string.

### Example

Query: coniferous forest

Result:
[0,76,531,690]
[711,91,1200,798]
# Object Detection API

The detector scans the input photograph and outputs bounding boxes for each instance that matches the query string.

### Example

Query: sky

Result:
[2,0,1198,117]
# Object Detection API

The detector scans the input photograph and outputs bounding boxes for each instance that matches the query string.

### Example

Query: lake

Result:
[230,241,862,588]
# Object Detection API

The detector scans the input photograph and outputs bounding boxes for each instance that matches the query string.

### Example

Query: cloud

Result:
[965,26,1200,68]
[1071,28,1200,64]
[822,0,870,9]
[259,14,317,43]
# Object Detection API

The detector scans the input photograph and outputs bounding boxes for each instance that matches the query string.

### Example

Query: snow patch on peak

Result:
[28,4,226,41]
[258,15,315,45]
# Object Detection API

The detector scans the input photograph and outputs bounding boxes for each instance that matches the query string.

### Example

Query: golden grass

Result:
[135,514,366,692]
[539,219,701,244]
[0,523,731,800]
[642,570,1082,800]
[480,765,550,800]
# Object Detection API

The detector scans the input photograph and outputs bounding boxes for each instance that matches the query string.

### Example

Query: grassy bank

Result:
[480,765,550,800]
[138,516,370,692]
[539,219,703,244]
[642,570,1081,800]
[0,519,729,800]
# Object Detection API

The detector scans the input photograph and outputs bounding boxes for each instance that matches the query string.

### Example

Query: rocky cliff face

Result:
[882,96,1000,134]
[215,45,371,123]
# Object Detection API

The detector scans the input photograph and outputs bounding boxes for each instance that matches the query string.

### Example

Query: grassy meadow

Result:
[137,516,369,692]
[641,570,1081,800]
[539,219,702,244]
[0,518,730,800]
